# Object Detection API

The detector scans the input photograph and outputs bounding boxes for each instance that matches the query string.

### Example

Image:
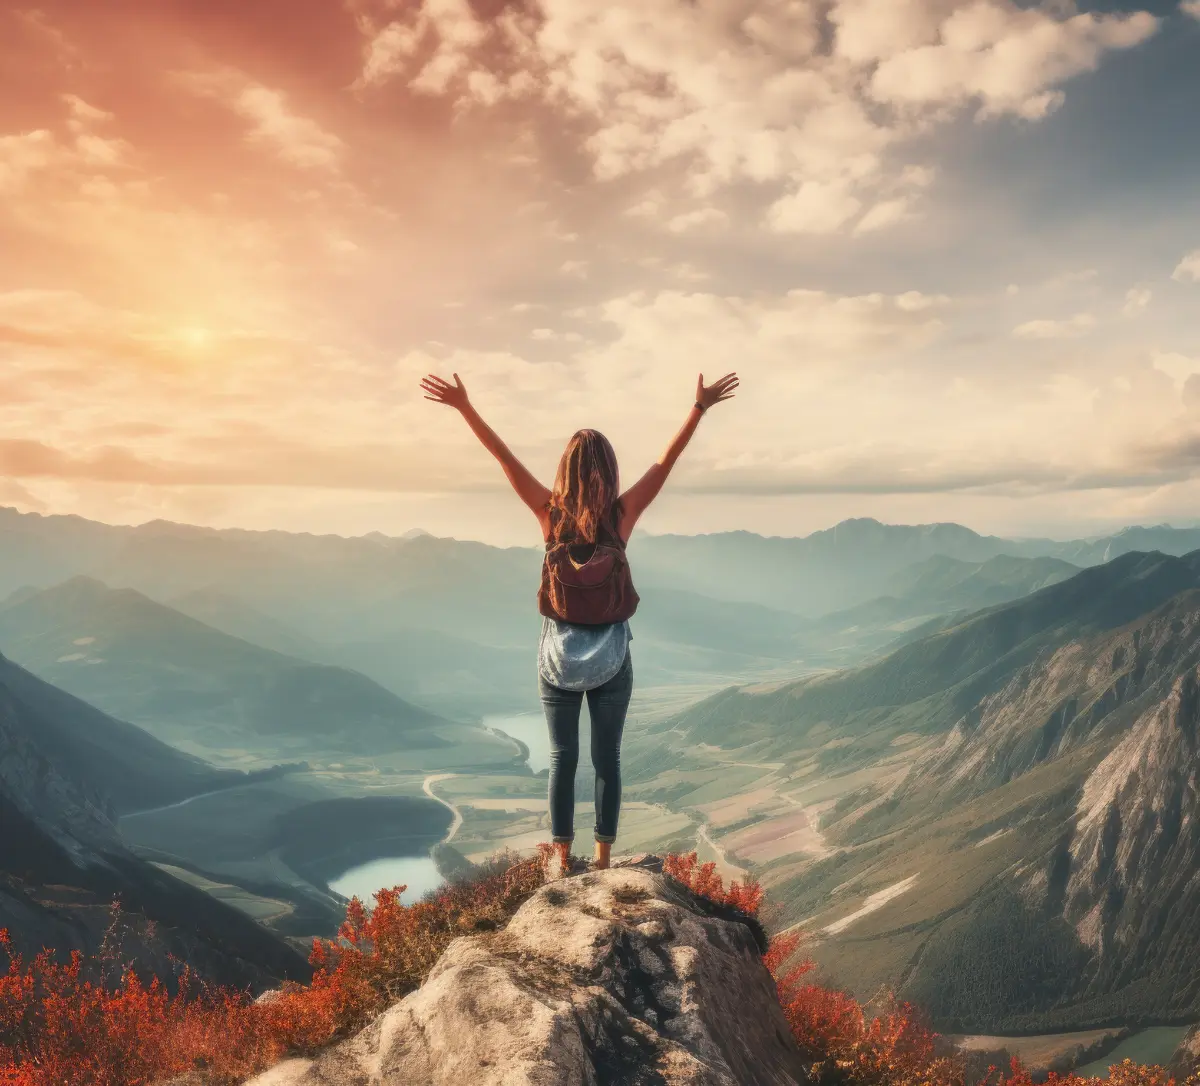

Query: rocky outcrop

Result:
[245,862,809,1085]
[1170,1024,1200,1078]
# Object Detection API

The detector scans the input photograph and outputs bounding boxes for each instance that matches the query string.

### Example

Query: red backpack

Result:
[537,510,639,625]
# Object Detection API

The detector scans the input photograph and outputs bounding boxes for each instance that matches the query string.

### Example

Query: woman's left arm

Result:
[618,371,738,541]
[421,373,551,524]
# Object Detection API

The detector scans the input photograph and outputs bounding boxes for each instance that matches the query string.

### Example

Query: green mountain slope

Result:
[0,577,453,755]
[800,554,1083,661]
[675,550,1200,758]
[658,550,1200,1032]
[168,588,328,661]
[0,650,240,813]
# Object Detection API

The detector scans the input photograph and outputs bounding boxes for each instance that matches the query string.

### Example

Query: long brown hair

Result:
[549,429,622,544]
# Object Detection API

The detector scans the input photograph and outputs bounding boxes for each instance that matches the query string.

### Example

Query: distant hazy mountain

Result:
[0,577,453,756]
[3,506,1200,715]
[675,550,1200,754]
[168,587,328,661]
[666,549,1200,1031]
[0,653,309,988]
[884,553,1081,607]
[804,553,1082,657]
[632,520,1200,616]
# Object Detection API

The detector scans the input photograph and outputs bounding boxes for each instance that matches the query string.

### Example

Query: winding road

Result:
[696,821,749,880]
[122,785,238,821]
[423,773,463,844]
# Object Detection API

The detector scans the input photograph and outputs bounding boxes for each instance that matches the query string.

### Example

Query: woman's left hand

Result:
[421,372,470,411]
[696,372,739,410]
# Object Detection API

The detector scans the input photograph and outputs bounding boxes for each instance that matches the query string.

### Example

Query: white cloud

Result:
[179,71,343,171]
[666,207,728,233]
[1182,1,1200,20]
[347,0,1160,236]
[559,260,589,279]
[768,180,862,235]
[865,5,1157,119]
[624,196,663,219]
[354,20,426,90]
[1122,287,1152,317]
[896,291,950,311]
[0,97,130,194]
[62,95,114,129]
[597,288,950,369]
[0,131,59,194]
[530,327,583,343]
[854,197,914,234]
[1013,313,1096,339]
[1153,351,1200,389]
[1173,250,1200,282]
[235,86,343,170]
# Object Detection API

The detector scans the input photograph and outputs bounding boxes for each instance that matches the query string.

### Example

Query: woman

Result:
[420,370,739,873]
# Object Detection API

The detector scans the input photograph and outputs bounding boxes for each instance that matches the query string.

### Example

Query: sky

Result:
[1,0,1199,547]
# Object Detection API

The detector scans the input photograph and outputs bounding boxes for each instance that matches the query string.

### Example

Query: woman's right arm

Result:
[618,372,738,542]
[421,372,552,536]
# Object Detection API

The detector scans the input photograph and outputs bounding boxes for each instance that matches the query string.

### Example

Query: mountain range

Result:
[655,549,1200,1032]
[9,504,1200,1038]
[3,506,1195,718]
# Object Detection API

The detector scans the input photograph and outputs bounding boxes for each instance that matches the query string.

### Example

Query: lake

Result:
[328,854,443,906]
[1077,1026,1192,1078]
[483,712,551,773]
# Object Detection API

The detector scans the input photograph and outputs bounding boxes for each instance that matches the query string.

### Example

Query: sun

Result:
[181,327,211,349]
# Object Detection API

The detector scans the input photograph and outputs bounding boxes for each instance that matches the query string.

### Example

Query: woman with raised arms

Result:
[421,370,739,874]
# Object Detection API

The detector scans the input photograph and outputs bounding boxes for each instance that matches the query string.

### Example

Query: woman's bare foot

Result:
[593,841,612,870]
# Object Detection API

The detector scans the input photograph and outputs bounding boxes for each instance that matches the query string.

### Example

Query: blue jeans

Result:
[539,650,633,845]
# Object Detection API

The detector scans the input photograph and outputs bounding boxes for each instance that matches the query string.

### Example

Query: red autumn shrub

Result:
[0,847,550,1085]
[662,850,765,916]
[0,926,286,1085]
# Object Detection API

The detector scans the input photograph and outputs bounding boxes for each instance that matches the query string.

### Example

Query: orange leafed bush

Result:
[0,926,285,1084]
[662,850,765,916]
[0,848,550,1085]
[764,930,956,1086]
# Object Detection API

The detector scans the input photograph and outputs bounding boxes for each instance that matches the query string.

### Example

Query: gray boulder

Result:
[243,865,808,1085]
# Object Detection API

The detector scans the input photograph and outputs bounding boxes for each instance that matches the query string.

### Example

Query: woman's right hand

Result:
[421,372,470,411]
[696,372,739,410]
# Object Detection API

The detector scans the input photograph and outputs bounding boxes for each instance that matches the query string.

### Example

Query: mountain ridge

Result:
[0,577,451,756]
[0,653,311,990]
[655,548,1200,1031]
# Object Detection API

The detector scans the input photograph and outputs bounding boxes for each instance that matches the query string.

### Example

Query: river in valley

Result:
[483,712,551,773]
[327,715,551,907]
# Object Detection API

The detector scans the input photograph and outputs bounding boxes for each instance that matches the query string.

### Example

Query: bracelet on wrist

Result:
[694,401,706,414]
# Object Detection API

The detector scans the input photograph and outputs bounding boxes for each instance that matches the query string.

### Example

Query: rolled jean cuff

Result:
[552,835,574,844]
[594,832,617,844]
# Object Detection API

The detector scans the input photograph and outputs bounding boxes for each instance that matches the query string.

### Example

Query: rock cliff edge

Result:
[245,860,809,1085]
